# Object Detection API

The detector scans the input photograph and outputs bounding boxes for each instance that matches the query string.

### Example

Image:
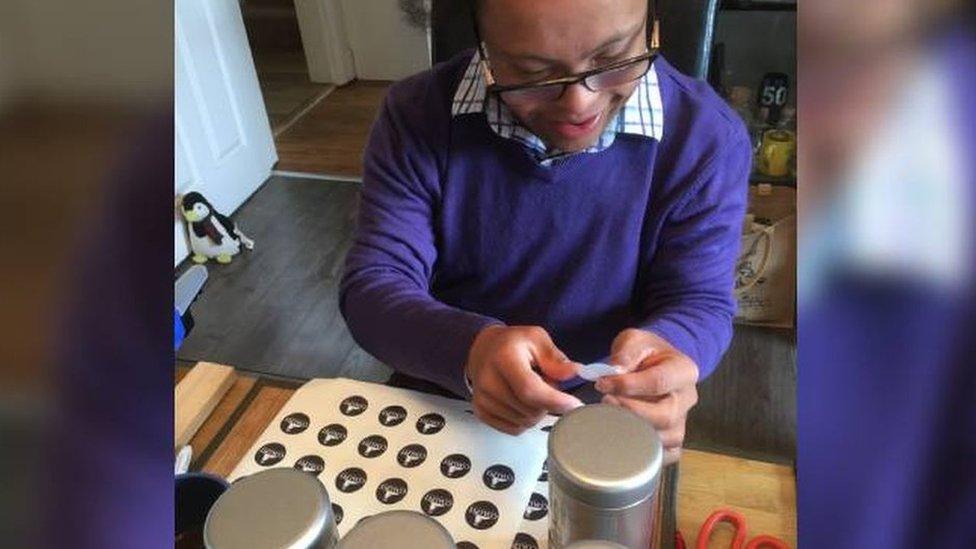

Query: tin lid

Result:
[564,541,629,548]
[337,511,454,549]
[204,468,334,549]
[548,404,663,509]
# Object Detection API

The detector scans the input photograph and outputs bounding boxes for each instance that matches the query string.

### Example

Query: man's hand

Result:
[595,328,699,464]
[466,325,584,435]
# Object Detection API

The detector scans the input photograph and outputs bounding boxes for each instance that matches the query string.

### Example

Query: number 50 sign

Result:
[758,72,789,109]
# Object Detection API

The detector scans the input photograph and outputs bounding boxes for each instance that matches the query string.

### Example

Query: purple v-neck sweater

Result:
[340,51,751,397]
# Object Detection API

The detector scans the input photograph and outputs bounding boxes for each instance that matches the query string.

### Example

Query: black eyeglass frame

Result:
[482,50,658,100]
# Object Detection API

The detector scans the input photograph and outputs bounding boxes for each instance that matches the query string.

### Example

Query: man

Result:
[340,0,750,464]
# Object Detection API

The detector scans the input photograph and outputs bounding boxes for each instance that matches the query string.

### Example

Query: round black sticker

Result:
[375,478,408,505]
[378,405,408,427]
[280,412,310,434]
[293,454,325,476]
[340,395,368,416]
[541,425,553,433]
[512,533,539,549]
[396,444,427,468]
[357,434,388,458]
[254,442,286,466]
[523,492,548,521]
[465,501,499,530]
[440,453,472,479]
[335,467,367,493]
[483,464,515,490]
[538,459,549,482]
[318,423,348,447]
[456,543,479,549]
[332,503,344,525]
[420,488,453,517]
[416,413,446,435]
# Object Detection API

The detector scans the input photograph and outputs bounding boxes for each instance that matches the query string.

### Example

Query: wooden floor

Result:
[179,175,796,462]
[176,175,391,383]
[273,80,391,178]
[253,50,333,133]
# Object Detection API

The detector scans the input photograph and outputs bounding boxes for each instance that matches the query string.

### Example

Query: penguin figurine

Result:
[180,192,254,264]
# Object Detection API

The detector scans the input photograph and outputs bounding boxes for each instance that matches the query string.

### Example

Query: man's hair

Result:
[471,0,656,31]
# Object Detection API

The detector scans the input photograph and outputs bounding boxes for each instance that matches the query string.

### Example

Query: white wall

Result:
[339,1,431,81]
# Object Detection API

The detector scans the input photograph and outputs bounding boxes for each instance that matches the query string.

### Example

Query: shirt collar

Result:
[451,51,665,164]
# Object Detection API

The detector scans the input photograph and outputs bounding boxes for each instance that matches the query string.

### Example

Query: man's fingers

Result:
[596,357,698,398]
[473,403,526,436]
[663,447,682,465]
[525,327,578,381]
[608,328,656,370]
[507,367,584,414]
[601,393,685,431]
[475,388,544,427]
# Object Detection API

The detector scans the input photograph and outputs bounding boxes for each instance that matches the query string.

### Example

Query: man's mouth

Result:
[550,111,602,140]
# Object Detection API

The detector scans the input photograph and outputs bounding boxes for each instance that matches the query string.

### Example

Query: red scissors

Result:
[674,508,790,549]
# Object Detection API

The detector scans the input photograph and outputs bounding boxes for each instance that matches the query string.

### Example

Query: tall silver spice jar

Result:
[337,510,454,549]
[204,468,338,549]
[547,404,663,548]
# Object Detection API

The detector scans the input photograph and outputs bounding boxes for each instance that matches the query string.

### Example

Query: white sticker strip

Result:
[576,362,623,381]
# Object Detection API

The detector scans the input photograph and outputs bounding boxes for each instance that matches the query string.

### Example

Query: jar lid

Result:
[204,468,334,549]
[338,511,454,549]
[548,404,662,508]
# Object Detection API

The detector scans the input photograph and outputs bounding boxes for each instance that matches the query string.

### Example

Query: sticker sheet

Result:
[228,378,555,548]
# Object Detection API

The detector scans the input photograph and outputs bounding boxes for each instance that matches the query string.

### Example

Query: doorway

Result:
[240,0,432,179]
[240,0,334,135]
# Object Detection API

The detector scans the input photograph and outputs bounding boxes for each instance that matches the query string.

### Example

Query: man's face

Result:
[479,0,648,153]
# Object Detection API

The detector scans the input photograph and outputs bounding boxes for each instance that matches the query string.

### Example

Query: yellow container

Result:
[758,129,796,177]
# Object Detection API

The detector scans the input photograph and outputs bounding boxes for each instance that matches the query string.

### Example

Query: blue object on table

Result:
[175,308,186,350]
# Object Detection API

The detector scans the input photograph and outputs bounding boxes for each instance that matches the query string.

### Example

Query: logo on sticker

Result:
[280,412,310,434]
[416,413,445,435]
[483,464,515,490]
[375,478,408,504]
[465,501,499,530]
[318,424,347,447]
[378,405,407,427]
[340,395,368,416]
[420,488,453,517]
[293,455,324,475]
[335,467,367,493]
[358,435,388,458]
[254,442,286,466]
[524,492,548,521]
[512,533,539,549]
[440,454,471,479]
[396,444,427,468]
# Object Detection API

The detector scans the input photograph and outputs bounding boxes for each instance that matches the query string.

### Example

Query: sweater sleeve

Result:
[638,129,751,379]
[339,87,503,397]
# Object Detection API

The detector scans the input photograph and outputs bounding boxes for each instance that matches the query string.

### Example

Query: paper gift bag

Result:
[735,185,796,327]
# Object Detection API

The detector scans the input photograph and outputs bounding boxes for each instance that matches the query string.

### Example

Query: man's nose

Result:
[556,81,599,115]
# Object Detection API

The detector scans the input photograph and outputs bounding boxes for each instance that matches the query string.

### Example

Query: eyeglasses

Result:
[481,50,658,105]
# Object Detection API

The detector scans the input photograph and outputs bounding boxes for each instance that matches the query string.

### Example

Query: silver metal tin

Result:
[204,468,338,549]
[337,510,454,549]
[564,541,629,548]
[548,404,663,548]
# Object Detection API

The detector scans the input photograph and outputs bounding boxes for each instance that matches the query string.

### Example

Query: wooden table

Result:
[176,364,796,548]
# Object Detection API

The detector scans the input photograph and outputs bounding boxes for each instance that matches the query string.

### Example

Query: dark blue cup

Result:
[176,472,229,548]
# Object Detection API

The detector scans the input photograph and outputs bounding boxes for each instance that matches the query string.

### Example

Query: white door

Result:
[175,0,277,266]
